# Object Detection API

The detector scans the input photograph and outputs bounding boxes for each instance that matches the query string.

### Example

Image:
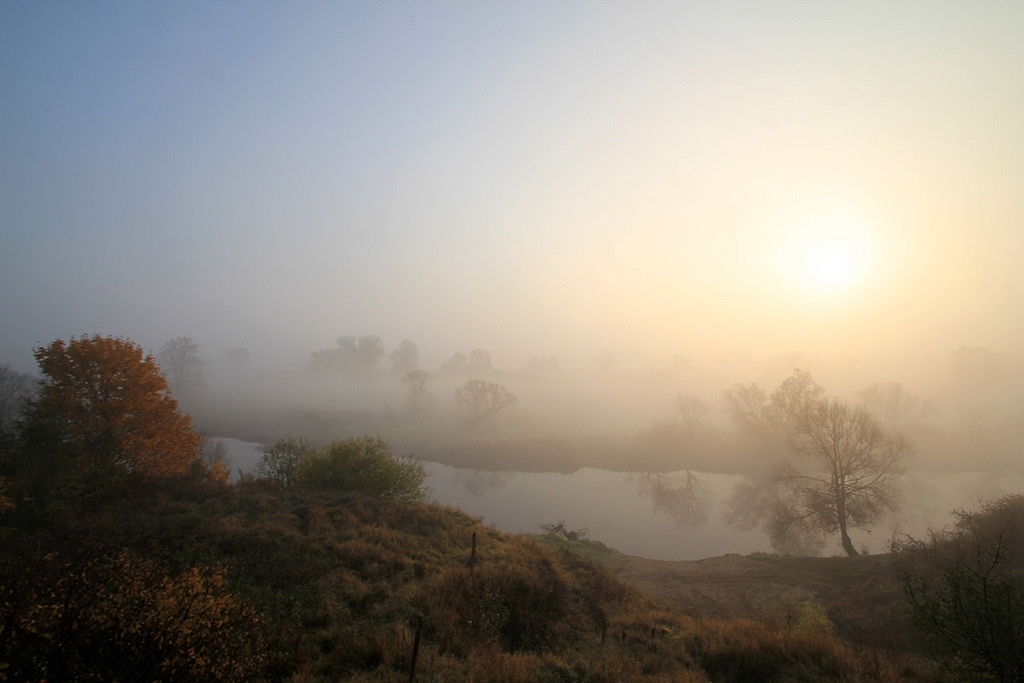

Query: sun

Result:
[804,239,857,290]
[778,214,871,296]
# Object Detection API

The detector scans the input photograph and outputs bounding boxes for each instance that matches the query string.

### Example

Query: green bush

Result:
[296,436,428,502]
[257,437,315,489]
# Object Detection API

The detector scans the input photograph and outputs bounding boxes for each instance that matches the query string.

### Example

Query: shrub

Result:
[257,437,315,489]
[297,436,428,502]
[897,494,1024,682]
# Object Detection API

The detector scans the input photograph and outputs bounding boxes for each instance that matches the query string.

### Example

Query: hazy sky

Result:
[2,2,1022,374]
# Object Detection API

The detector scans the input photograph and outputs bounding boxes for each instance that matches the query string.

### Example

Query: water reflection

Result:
[423,462,768,560]
[632,471,712,527]
[453,468,516,495]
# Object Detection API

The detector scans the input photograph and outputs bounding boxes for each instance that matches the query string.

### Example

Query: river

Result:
[212,437,1024,561]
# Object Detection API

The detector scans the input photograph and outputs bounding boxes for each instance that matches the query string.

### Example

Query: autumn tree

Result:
[22,335,201,488]
[455,378,518,421]
[158,337,205,399]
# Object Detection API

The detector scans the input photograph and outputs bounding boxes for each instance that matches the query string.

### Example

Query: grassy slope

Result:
[13,480,949,682]
[549,537,924,654]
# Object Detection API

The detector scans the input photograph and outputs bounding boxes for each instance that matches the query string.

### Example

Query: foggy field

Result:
[4,4,1024,679]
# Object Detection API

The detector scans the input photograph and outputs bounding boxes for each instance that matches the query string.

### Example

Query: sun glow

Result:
[779,214,872,296]
[805,240,856,289]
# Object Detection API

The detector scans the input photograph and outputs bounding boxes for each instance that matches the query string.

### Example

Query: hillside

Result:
[1,480,946,682]
[547,537,922,654]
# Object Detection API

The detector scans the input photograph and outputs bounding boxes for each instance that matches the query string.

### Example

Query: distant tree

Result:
[0,364,38,432]
[724,370,824,434]
[723,382,770,431]
[896,495,1024,681]
[440,348,493,378]
[440,352,468,377]
[310,335,385,376]
[21,336,201,489]
[256,437,315,489]
[729,399,909,556]
[388,339,420,375]
[673,394,711,441]
[766,369,825,428]
[859,382,929,432]
[455,379,518,421]
[401,369,433,412]
[158,337,205,399]
[649,395,711,447]
[296,436,427,502]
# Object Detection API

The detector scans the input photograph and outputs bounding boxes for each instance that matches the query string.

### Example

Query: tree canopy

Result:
[27,335,201,484]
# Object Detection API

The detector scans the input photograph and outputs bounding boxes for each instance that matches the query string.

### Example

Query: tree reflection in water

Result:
[453,468,514,495]
[633,471,712,527]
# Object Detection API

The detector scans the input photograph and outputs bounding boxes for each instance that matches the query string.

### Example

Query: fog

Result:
[3,3,1023,556]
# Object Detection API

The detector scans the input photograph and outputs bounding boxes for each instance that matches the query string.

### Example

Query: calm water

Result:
[214,438,1024,561]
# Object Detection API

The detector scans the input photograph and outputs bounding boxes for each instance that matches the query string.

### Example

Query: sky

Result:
[2,1,1023,376]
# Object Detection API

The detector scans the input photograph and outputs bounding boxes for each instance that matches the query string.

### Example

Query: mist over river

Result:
[215,438,1024,561]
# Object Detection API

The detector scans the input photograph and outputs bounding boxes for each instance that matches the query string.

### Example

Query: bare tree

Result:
[455,379,517,421]
[723,382,770,431]
[673,394,711,441]
[793,400,908,555]
[158,337,205,399]
[727,399,909,556]
[724,369,825,434]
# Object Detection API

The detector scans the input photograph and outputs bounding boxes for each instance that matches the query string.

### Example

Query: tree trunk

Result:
[836,492,859,557]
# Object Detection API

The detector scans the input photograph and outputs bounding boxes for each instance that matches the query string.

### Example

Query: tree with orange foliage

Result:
[28,335,201,483]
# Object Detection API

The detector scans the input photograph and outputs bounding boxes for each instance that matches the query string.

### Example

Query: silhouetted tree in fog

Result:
[309,335,385,376]
[859,382,929,432]
[388,339,420,375]
[441,348,492,378]
[402,369,433,412]
[723,382,770,432]
[455,379,517,422]
[728,397,908,556]
[158,337,205,399]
